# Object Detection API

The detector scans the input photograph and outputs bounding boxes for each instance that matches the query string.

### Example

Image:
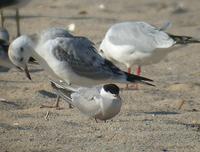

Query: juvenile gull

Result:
[99,21,200,88]
[0,0,31,36]
[50,80,122,122]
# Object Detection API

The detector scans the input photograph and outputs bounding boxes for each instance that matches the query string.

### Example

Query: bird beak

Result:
[24,64,31,80]
[15,66,23,72]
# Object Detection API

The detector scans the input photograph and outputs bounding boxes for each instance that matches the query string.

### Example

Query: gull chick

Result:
[99,21,200,87]
[51,80,122,122]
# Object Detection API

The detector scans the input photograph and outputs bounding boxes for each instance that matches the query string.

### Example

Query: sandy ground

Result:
[1,0,200,151]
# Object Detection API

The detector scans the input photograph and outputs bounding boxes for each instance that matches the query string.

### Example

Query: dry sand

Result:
[1,0,200,151]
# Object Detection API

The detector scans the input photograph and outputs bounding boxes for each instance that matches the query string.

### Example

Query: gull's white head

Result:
[100,84,120,99]
[8,35,34,80]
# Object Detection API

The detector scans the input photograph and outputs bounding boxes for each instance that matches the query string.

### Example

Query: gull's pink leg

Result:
[135,66,141,89]
[136,66,141,76]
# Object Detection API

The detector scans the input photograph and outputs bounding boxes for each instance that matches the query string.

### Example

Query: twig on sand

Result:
[178,100,185,110]
[45,111,50,120]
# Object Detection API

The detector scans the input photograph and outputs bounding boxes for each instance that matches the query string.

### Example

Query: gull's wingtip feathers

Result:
[169,34,200,44]
[125,72,155,86]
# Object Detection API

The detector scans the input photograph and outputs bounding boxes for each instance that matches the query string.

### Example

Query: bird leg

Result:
[95,118,98,123]
[125,66,142,90]
[68,103,73,109]
[125,67,131,89]
[40,95,63,110]
[136,66,141,76]
[0,10,5,28]
[15,9,20,37]
[134,66,142,89]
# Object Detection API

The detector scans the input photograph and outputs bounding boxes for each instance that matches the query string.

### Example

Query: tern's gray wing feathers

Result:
[107,22,174,52]
[53,37,124,80]
[51,81,102,117]
[71,87,102,117]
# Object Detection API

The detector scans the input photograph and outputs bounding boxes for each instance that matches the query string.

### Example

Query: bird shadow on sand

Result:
[0,100,20,107]
[144,111,180,115]
[0,66,10,72]
[0,122,32,131]
[38,90,57,98]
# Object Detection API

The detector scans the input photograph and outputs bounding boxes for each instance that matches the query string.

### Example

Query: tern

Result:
[50,80,122,122]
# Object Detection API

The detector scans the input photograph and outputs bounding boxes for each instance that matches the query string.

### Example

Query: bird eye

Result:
[19,57,24,62]
[20,47,24,52]
[100,49,104,53]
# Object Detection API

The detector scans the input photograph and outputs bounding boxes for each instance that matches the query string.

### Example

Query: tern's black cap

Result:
[103,84,120,95]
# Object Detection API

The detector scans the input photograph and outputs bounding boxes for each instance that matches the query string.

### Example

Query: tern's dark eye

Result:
[19,57,24,62]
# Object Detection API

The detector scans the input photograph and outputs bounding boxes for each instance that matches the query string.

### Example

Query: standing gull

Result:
[50,80,122,122]
[99,21,200,88]
[0,0,31,37]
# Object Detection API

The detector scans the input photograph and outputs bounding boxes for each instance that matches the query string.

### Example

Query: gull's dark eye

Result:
[19,57,24,62]
[20,47,24,52]
[100,49,104,53]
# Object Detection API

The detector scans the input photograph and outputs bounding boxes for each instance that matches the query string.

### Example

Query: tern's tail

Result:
[50,80,74,105]
[124,72,155,87]
[169,34,200,45]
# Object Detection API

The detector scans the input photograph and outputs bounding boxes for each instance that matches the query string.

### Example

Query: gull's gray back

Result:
[107,22,175,52]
